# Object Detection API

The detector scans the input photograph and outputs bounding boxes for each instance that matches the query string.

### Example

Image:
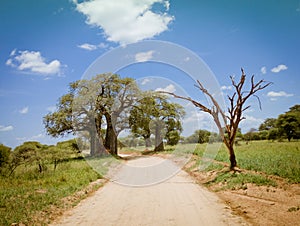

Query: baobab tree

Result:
[161,69,271,170]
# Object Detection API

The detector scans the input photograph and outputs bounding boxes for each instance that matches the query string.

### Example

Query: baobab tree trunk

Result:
[90,128,97,156]
[104,113,118,155]
[90,128,106,156]
[154,121,165,152]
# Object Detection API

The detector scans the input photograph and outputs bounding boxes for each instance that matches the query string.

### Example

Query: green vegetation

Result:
[129,92,185,151]
[205,171,276,190]
[44,74,185,156]
[0,138,113,226]
[0,158,103,226]
[245,105,300,142]
[191,140,300,186]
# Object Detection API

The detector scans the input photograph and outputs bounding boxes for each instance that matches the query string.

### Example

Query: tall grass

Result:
[193,140,300,183]
[0,158,103,226]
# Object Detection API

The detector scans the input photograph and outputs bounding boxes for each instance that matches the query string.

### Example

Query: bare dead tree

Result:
[160,68,272,170]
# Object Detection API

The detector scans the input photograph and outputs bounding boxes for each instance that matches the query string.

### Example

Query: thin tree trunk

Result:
[228,145,237,170]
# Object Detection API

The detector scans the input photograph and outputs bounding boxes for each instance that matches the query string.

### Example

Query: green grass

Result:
[205,170,277,191]
[0,158,103,226]
[192,140,300,183]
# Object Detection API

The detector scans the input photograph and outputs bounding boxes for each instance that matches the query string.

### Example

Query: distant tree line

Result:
[245,104,300,142]
[181,104,300,144]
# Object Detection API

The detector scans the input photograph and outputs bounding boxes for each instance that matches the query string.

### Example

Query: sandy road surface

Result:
[51,156,248,226]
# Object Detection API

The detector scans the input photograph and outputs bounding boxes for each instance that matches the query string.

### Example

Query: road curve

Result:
[51,156,248,226]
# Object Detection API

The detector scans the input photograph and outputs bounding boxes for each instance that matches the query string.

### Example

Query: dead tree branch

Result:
[159,68,272,170]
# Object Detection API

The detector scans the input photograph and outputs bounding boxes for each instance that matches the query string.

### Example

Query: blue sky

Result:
[1,0,300,148]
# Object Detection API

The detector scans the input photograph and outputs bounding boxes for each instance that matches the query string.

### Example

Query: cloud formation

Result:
[0,125,13,132]
[77,42,108,51]
[220,85,232,90]
[135,50,154,62]
[141,78,152,85]
[260,66,267,74]
[6,50,63,75]
[271,64,288,73]
[155,84,176,93]
[240,115,263,133]
[19,106,29,114]
[267,91,293,97]
[74,0,174,45]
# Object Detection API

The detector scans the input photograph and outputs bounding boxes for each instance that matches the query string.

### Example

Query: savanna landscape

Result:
[1,1,300,226]
[0,71,299,225]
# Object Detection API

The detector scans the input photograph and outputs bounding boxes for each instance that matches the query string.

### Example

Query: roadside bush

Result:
[0,144,11,175]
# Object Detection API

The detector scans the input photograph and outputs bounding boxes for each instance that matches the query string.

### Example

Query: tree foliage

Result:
[277,105,300,141]
[257,104,300,142]
[259,118,277,131]
[184,130,211,144]
[129,92,185,151]
[0,144,11,174]
[44,74,139,156]
[9,141,45,175]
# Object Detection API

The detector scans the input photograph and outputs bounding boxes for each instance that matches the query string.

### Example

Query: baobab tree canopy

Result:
[44,73,140,156]
[44,73,185,156]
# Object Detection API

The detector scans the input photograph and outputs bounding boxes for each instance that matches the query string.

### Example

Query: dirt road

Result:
[51,156,248,226]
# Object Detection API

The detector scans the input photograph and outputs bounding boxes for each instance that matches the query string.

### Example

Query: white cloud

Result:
[10,48,17,56]
[31,133,44,140]
[240,115,263,133]
[141,78,152,85]
[17,133,45,142]
[98,42,108,49]
[78,43,98,51]
[19,106,29,114]
[5,58,14,67]
[183,110,211,124]
[182,110,216,136]
[271,64,288,73]
[135,50,154,62]
[77,42,108,51]
[0,125,13,132]
[267,91,293,97]
[221,85,232,90]
[74,0,174,45]
[261,66,267,74]
[155,84,176,93]
[6,50,63,75]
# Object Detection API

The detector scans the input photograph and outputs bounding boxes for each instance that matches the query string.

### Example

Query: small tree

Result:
[161,69,271,170]
[9,141,45,175]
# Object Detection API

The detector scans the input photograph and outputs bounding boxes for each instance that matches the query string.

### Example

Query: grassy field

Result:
[124,141,300,183]
[1,140,299,225]
[0,158,103,226]
[203,141,299,182]
[187,140,300,189]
